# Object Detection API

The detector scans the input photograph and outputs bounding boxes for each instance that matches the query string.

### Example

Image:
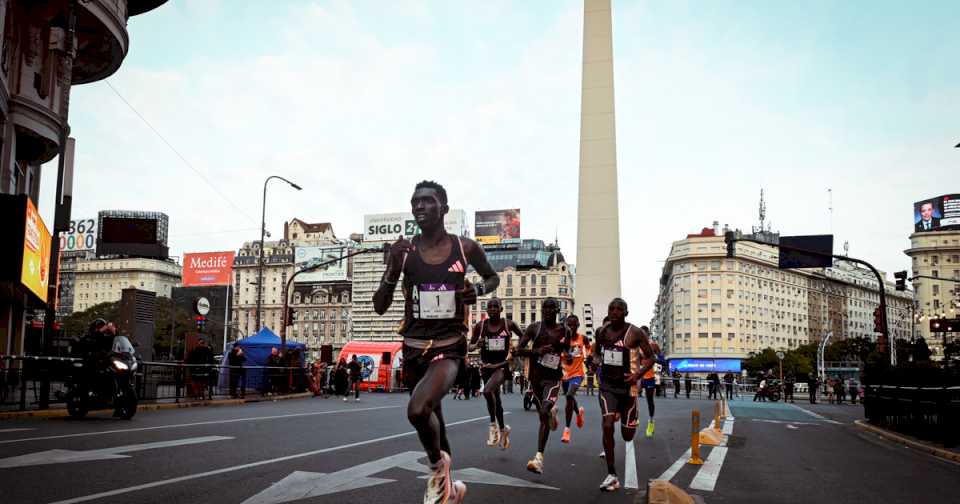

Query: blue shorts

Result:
[562,376,584,394]
[640,378,656,389]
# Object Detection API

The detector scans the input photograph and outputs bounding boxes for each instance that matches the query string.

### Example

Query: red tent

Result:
[338,341,403,391]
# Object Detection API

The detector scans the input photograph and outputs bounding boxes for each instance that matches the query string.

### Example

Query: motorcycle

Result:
[65,335,139,420]
[762,380,782,402]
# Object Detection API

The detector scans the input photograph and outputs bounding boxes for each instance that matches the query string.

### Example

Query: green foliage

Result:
[61,302,120,339]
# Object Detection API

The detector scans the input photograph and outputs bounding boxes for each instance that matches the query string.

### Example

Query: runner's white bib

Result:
[603,349,624,367]
[487,337,506,351]
[539,353,561,370]
[414,284,456,319]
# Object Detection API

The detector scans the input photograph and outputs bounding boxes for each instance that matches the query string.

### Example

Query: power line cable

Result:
[103,79,259,224]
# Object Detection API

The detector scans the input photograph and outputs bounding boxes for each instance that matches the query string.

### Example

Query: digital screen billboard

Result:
[295,246,349,283]
[669,358,741,373]
[97,212,169,259]
[21,197,52,302]
[913,194,960,233]
[183,251,235,287]
[101,217,157,244]
[59,218,97,253]
[475,209,520,245]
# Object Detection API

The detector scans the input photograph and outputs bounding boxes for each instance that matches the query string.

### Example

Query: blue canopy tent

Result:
[219,327,307,392]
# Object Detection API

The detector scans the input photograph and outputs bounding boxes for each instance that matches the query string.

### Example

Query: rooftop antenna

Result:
[759,188,766,232]
[843,241,849,256]
[828,188,833,235]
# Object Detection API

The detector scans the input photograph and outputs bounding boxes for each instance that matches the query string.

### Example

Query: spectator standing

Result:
[347,355,362,402]
[723,372,734,400]
[672,370,681,398]
[186,338,214,400]
[784,374,795,403]
[684,374,692,398]
[227,346,246,399]
[266,348,284,396]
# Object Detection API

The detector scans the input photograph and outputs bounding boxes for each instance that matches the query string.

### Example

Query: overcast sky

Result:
[41,0,959,321]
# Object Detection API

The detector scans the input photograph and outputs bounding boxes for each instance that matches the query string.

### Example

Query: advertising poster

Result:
[363,209,467,242]
[668,358,741,373]
[474,209,520,244]
[58,218,97,253]
[21,198,52,302]
[182,251,235,286]
[295,246,348,283]
[914,194,960,232]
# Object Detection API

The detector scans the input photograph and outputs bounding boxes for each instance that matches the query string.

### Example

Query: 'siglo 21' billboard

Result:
[474,209,520,245]
[913,194,960,233]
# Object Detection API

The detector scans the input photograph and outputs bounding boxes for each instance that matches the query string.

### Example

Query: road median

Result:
[854,419,960,463]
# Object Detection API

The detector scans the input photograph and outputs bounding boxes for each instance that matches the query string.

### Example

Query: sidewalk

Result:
[0,392,313,420]
[854,420,960,463]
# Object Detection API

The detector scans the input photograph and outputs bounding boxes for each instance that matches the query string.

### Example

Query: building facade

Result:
[289,282,351,357]
[0,0,166,356]
[56,250,95,319]
[465,240,575,329]
[73,257,181,312]
[904,230,960,359]
[654,230,914,364]
[233,239,295,338]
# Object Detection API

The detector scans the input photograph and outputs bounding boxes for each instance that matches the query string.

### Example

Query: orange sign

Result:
[183,251,235,286]
[21,198,51,302]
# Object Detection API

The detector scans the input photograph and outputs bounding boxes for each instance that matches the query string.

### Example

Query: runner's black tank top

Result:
[479,319,510,365]
[528,322,565,382]
[400,234,468,340]
[598,324,638,394]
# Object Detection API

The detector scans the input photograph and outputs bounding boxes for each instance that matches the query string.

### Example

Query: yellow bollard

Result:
[687,409,704,465]
[714,401,722,433]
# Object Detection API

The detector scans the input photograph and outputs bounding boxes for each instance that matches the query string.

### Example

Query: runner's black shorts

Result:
[530,379,562,410]
[599,389,639,428]
[402,338,467,391]
[480,365,508,384]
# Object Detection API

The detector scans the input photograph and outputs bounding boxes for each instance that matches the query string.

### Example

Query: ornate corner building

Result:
[0,0,166,356]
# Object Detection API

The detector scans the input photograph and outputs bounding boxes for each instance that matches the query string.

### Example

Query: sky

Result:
[41,0,960,321]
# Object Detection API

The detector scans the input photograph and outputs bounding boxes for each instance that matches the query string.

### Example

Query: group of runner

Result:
[374,180,661,503]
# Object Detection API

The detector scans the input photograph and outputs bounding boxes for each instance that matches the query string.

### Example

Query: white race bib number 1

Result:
[487,338,506,351]
[539,353,561,370]
[415,284,457,319]
[603,349,624,367]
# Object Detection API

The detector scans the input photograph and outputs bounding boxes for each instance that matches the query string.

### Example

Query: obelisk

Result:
[575,0,621,334]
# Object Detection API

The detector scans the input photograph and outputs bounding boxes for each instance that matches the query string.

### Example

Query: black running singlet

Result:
[400,234,468,340]
[478,319,510,366]
[597,324,638,395]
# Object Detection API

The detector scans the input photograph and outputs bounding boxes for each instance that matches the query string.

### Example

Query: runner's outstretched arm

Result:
[373,236,412,315]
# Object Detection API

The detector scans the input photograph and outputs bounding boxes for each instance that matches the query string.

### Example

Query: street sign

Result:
[776,351,785,360]
[241,451,557,504]
[778,235,833,269]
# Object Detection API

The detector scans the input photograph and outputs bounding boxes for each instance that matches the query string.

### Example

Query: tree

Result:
[61,302,121,340]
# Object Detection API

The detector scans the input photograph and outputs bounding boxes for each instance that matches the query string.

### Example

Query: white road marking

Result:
[787,424,799,430]
[722,418,735,435]
[0,406,400,445]
[624,438,639,489]
[689,447,727,492]
[751,419,818,426]
[0,428,35,433]
[47,415,490,504]
[788,404,842,425]
[656,448,691,482]
[0,436,232,469]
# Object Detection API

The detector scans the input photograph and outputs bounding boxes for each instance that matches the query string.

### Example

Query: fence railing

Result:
[863,384,960,448]
[0,355,312,412]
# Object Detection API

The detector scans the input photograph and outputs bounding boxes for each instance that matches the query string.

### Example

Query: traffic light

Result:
[724,231,735,258]
[894,271,907,291]
[283,307,296,327]
[877,335,887,354]
[873,307,884,333]
[195,315,206,332]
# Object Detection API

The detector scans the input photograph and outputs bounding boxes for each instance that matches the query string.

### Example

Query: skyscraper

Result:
[575,0,621,333]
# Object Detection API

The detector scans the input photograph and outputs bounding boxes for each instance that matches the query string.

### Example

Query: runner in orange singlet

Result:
[560,314,589,444]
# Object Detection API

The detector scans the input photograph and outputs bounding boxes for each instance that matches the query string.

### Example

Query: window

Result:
[541,275,547,285]
[933,285,940,296]
[698,332,708,338]
[507,275,513,286]
[506,288,513,296]
[541,288,546,296]
[711,303,720,313]
[698,289,707,299]
[698,304,707,313]
[521,276,527,285]
[712,332,721,338]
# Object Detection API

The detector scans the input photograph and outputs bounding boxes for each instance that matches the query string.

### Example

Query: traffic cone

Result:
[647,480,695,504]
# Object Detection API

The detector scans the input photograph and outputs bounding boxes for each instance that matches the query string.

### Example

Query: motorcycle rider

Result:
[75,319,118,388]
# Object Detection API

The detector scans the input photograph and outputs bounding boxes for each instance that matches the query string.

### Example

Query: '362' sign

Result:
[59,218,97,252]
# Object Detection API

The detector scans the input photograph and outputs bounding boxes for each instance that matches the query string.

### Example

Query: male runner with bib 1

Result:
[560,314,589,444]
[588,298,655,492]
[469,298,523,450]
[514,298,570,474]
[374,181,499,504]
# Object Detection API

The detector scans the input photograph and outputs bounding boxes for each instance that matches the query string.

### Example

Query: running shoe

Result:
[561,427,571,444]
[599,451,606,458]
[549,405,559,431]
[423,451,466,504]
[576,406,585,429]
[486,423,500,447]
[645,419,655,438]
[499,425,511,450]
[355,397,360,402]
[599,474,621,492]
[342,396,348,402]
[526,453,544,474]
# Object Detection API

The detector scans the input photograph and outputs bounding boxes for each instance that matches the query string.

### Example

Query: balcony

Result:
[72,0,167,84]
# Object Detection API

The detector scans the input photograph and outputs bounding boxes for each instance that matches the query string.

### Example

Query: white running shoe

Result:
[599,474,621,492]
[526,453,544,474]
[486,423,500,447]
[342,396,348,402]
[599,451,606,458]
[499,425,511,450]
[355,397,360,402]
[423,451,465,504]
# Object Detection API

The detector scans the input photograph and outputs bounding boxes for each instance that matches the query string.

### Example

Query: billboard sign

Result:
[913,194,960,233]
[778,235,833,269]
[475,209,520,245]
[295,246,349,282]
[59,218,97,253]
[363,209,467,242]
[182,251,235,286]
[21,198,52,302]
[669,358,741,373]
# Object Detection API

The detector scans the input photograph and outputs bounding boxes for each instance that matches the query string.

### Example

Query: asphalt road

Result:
[0,391,956,503]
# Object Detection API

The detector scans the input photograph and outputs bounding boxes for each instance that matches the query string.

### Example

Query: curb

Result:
[854,420,960,463]
[0,392,313,420]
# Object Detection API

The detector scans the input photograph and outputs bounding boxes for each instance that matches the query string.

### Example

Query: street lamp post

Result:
[255,176,301,331]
